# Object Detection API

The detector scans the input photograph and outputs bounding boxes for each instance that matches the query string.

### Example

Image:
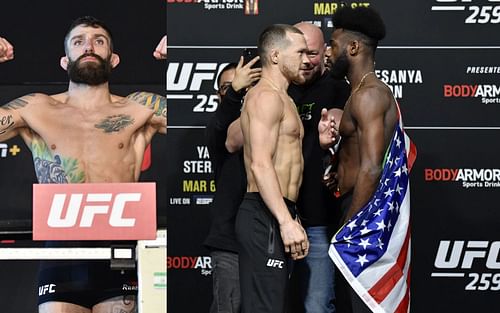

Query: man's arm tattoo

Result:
[0,113,14,135]
[127,92,166,117]
[2,93,36,110]
[95,114,135,133]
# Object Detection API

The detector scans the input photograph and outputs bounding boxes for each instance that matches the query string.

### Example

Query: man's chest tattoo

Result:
[95,114,135,133]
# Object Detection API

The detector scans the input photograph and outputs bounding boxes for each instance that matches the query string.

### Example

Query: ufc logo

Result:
[434,240,500,269]
[38,284,56,296]
[266,259,284,269]
[47,193,141,228]
[167,62,228,91]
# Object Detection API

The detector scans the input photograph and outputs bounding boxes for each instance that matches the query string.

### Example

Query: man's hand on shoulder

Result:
[0,37,14,63]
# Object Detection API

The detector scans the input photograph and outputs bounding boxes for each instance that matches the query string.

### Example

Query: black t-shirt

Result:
[288,71,350,227]
[203,87,246,253]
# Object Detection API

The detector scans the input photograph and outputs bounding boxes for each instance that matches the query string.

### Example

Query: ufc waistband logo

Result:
[47,193,141,228]
[266,259,284,269]
[38,284,56,296]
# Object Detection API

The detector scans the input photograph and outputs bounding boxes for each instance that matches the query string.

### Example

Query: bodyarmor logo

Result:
[167,256,213,276]
[424,168,500,189]
[47,193,141,228]
[266,258,284,269]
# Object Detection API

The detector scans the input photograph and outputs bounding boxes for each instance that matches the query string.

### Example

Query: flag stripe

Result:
[407,139,417,172]
[368,225,411,302]
[379,237,411,313]
[395,281,411,313]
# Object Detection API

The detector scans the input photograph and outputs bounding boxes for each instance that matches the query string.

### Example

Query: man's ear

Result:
[60,56,69,70]
[348,40,360,56]
[111,53,120,68]
[270,49,279,64]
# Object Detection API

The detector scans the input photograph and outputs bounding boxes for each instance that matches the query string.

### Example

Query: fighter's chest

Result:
[280,102,304,139]
[30,108,139,138]
[339,106,356,138]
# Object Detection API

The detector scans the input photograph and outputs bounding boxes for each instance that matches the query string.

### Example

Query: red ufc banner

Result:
[33,183,156,240]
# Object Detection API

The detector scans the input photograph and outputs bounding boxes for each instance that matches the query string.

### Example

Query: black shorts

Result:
[37,241,137,308]
[235,192,296,313]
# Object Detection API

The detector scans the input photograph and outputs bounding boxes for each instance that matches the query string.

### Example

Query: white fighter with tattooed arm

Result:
[1,16,166,313]
[0,23,166,184]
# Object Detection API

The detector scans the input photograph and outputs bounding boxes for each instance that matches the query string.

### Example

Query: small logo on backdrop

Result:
[0,143,21,158]
[245,0,259,15]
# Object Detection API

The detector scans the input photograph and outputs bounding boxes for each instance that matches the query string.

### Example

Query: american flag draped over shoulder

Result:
[329,109,417,313]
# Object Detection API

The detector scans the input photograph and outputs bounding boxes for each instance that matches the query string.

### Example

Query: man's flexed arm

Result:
[245,91,308,259]
[1,38,28,142]
[127,92,167,134]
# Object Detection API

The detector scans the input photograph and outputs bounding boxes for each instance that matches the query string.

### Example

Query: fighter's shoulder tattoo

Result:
[127,91,166,117]
[2,93,36,110]
[95,114,135,133]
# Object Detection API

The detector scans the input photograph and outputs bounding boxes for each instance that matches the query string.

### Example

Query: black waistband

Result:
[243,192,297,217]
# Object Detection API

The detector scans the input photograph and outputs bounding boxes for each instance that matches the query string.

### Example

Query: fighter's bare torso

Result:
[337,78,397,197]
[1,91,166,183]
[241,85,304,201]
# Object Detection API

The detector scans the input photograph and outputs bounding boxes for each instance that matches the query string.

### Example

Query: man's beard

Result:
[283,61,305,85]
[329,50,349,80]
[67,53,112,86]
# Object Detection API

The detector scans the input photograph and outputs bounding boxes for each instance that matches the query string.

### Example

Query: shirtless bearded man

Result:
[0,16,166,313]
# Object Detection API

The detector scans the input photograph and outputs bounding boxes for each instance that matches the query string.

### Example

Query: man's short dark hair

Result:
[257,24,303,66]
[64,16,114,53]
[332,6,386,52]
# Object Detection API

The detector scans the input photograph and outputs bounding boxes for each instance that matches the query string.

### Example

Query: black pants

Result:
[235,192,296,313]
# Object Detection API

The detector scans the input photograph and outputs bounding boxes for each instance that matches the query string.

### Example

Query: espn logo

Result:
[33,183,156,240]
